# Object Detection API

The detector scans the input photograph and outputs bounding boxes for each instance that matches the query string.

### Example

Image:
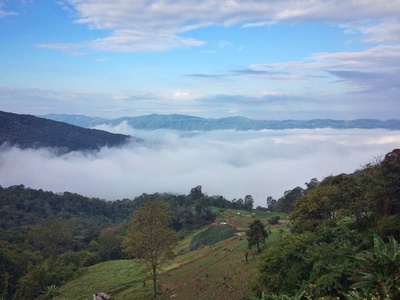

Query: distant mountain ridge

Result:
[0,111,135,152]
[42,113,400,131]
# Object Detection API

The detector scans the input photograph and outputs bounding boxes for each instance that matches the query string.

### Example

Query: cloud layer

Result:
[1,125,399,207]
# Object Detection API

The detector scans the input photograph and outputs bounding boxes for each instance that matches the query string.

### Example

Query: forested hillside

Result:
[0,184,243,299]
[1,149,400,299]
[0,111,134,153]
[253,149,400,299]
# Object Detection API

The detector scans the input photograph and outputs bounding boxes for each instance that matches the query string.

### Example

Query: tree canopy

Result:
[123,199,177,299]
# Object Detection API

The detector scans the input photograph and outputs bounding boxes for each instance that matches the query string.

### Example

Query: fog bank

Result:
[1,125,399,207]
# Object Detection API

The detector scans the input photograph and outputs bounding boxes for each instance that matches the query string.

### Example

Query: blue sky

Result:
[1,0,400,119]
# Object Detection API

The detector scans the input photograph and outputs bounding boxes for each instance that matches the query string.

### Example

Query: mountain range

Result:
[2,110,399,153]
[42,113,400,131]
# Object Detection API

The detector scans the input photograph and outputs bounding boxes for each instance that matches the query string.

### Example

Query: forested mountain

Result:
[42,113,400,131]
[0,111,135,153]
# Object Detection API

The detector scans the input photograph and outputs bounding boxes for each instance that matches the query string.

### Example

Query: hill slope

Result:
[57,210,286,300]
[0,111,134,153]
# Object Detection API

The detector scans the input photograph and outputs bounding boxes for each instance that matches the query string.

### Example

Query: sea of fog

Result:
[1,122,399,207]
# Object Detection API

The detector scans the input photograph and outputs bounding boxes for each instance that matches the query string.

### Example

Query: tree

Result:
[266,196,277,211]
[97,227,122,261]
[244,195,254,212]
[248,220,268,253]
[28,218,75,257]
[305,178,319,193]
[189,185,204,201]
[123,199,177,299]
[274,187,305,213]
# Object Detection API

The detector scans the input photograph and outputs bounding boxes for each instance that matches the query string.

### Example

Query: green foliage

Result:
[248,220,269,253]
[253,149,400,299]
[244,195,254,212]
[274,187,305,213]
[351,235,400,298]
[267,215,280,225]
[0,184,222,299]
[289,184,340,233]
[28,218,75,257]
[123,199,178,299]
[56,260,150,300]
[43,284,59,299]
[15,253,87,299]
[254,225,366,298]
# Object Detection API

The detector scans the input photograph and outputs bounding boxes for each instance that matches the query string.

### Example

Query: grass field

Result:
[57,210,287,300]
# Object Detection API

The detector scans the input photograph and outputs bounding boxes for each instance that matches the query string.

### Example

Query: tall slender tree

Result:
[123,199,177,299]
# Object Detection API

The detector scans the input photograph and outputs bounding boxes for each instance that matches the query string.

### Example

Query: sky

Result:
[1,1,400,205]
[1,0,400,120]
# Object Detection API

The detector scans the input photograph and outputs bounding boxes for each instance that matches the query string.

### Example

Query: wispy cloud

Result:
[36,0,400,52]
[342,20,400,43]
[231,68,320,81]
[250,45,400,94]
[185,73,224,79]
[0,1,18,18]
[0,10,17,17]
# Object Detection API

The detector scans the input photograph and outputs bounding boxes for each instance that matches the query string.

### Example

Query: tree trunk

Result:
[152,266,157,299]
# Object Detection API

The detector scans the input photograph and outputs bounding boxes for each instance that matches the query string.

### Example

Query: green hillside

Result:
[56,212,288,300]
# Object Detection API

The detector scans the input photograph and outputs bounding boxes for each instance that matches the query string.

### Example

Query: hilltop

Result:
[0,111,136,153]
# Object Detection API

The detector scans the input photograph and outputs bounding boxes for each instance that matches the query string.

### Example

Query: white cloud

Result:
[0,1,18,18]
[1,126,399,206]
[249,45,400,94]
[0,9,16,17]
[347,21,400,43]
[39,0,400,52]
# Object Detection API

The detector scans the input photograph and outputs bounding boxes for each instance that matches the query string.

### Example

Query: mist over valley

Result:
[1,117,399,207]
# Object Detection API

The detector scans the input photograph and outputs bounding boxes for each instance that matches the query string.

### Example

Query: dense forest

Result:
[253,149,400,299]
[1,149,400,299]
[0,111,134,153]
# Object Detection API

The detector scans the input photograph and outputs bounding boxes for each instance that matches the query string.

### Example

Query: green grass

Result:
[57,260,152,300]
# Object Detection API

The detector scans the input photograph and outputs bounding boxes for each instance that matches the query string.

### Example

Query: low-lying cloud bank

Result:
[1,124,399,207]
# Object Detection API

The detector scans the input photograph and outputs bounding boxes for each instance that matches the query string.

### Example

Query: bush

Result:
[268,216,280,225]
